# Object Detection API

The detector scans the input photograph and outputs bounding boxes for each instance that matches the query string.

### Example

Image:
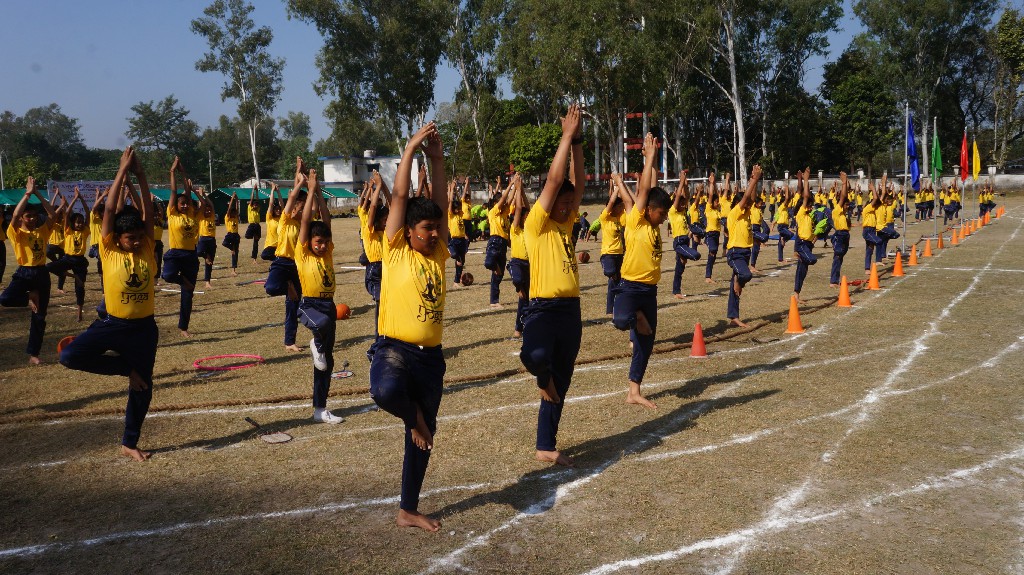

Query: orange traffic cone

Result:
[951,229,959,245]
[936,233,944,249]
[690,323,707,358]
[868,263,881,289]
[984,212,991,225]
[837,276,852,307]
[922,238,933,258]
[965,221,972,237]
[892,251,905,277]
[908,246,919,266]
[784,295,804,334]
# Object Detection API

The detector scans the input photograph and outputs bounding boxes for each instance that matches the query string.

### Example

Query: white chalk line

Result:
[704,216,1024,575]
[929,266,1024,273]
[0,481,493,560]
[580,446,1024,575]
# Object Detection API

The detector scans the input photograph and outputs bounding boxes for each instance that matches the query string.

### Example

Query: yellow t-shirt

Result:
[705,205,722,232]
[296,241,336,299]
[855,193,864,206]
[378,231,448,347]
[448,213,466,239]
[882,204,895,225]
[153,222,163,243]
[63,226,90,256]
[49,222,65,246]
[751,205,764,226]
[361,224,384,263]
[274,213,300,259]
[668,205,689,238]
[488,204,511,240]
[100,232,156,319]
[862,204,878,228]
[265,214,280,248]
[621,206,662,285]
[199,213,216,238]
[247,204,261,224]
[795,206,814,240]
[726,204,753,249]
[510,223,527,260]
[832,207,850,231]
[599,209,625,255]
[775,206,791,225]
[167,204,199,250]
[225,215,239,234]
[461,199,472,221]
[89,212,103,247]
[524,204,578,298]
[8,222,53,266]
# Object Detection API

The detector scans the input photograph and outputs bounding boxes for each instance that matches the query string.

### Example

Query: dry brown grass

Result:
[1,200,1022,574]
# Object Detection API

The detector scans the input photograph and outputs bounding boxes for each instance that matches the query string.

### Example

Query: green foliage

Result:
[0,104,87,175]
[274,111,313,177]
[286,0,450,138]
[196,115,282,185]
[313,101,400,159]
[507,123,561,175]
[822,47,897,175]
[4,156,59,188]
[125,95,202,181]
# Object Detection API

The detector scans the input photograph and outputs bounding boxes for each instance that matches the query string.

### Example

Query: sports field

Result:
[1,197,1022,574]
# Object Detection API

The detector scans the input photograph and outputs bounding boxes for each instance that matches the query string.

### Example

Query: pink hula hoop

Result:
[193,354,265,371]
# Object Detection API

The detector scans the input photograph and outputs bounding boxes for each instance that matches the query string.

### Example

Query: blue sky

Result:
[5,0,860,150]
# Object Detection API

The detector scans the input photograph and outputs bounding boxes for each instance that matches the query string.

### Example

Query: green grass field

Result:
[1,199,1022,574]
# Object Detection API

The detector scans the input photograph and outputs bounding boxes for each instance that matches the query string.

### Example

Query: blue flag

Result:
[907,115,921,191]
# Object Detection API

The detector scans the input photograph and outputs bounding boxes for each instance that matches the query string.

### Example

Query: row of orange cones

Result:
[689,207,1006,355]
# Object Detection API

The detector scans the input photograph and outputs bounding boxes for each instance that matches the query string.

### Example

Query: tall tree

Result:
[0,104,87,172]
[125,95,202,176]
[274,111,313,178]
[992,8,1024,168]
[286,0,449,143]
[446,0,500,176]
[191,0,285,186]
[197,115,282,187]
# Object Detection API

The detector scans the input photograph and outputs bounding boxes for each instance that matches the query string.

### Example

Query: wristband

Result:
[571,136,583,145]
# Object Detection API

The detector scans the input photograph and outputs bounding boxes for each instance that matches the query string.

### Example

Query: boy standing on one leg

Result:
[612,133,672,410]
[369,122,449,532]
[829,172,851,288]
[726,165,763,328]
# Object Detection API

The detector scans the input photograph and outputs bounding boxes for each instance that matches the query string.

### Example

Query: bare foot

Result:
[77,306,84,322]
[230,269,238,277]
[120,445,151,461]
[396,509,441,532]
[536,450,575,467]
[56,289,66,296]
[626,382,657,409]
[28,291,39,314]
[732,276,742,298]
[180,330,192,338]
[128,370,150,391]
[704,277,714,284]
[28,356,41,365]
[513,330,521,338]
[829,283,840,288]
[635,311,653,336]
[729,318,749,328]
[489,303,503,309]
[673,293,686,300]
[411,407,433,451]
[451,282,463,289]
[793,292,806,305]
[204,281,212,289]
[284,344,302,352]
[539,379,561,404]
[749,266,761,275]
[252,258,258,264]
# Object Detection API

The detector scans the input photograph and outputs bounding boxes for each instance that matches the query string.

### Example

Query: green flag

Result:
[931,132,943,182]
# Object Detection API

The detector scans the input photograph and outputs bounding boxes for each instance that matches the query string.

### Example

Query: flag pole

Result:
[903,102,909,255]
[933,116,938,243]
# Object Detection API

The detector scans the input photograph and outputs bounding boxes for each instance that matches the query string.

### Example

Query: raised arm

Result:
[282,157,306,217]
[535,104,584,215]
[800,169,812,209]
[12,177,37,224]
[634,132,658,212]
[838,172,849,207]
[386,122,439,240]
[737,165,761,209]
[66,186,82,228]
[228,192,238,216]
[511,174,528,228]
[169,156,182,213]
[130,148,154,237]
[33,180,58,222]
[267,183,279,219]
[297,171,314,245]
[425,127,448,237]
[366,170,384,231]
[611,172,635,212]
[672,170,689,211]
[102,147,135,237]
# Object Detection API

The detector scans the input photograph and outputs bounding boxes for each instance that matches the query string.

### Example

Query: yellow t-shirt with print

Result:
[167,204,199,250]
[378,231,448,347]
[832,207,850,231]
[524,204,578,298]
[621,206,662,285]
[89,212,103,247]
[100,232,156,319]
[63,225,90,256]
[795,206,814,240]
[49,222,65,246]
[8,222,53,266]
[488,204,511,240]
[247,204,261,225]
[225,215,238,234]
[448,213,466,239]
[296,241,336,299]
[705,205,722,232]
[510,223,527,260]
[361,222,384,263]
[199,213,216,238]
[862,204,878,228]
[265,214,280,248]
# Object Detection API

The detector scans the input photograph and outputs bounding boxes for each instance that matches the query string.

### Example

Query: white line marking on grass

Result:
[705,217,1024,575]
[929,266,1024,273]
[581,447,1024,575]
[0,482,493,559]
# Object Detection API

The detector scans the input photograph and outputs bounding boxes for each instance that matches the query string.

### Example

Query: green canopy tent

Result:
[0,189,41,206]
[209,187,356,223]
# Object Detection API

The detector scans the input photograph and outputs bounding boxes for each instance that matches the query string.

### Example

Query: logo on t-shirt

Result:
[415,262,443,324]
[560,229,578,274]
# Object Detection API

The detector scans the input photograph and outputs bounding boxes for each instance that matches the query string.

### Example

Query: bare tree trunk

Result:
[248,122,260,187]
[724,9,748,184]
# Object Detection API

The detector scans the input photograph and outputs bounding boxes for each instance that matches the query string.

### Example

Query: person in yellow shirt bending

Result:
[611,132,671,410]
[369,121,449,532]
[1,176,59,364]
[59,146,159,461]
[725,165,763,328]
